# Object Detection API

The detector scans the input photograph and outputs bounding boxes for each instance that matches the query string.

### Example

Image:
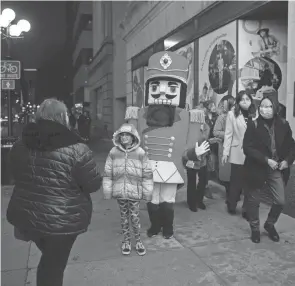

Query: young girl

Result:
[103,123,153,256]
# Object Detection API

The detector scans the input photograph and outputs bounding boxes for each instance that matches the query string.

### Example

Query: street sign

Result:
[0,61,21,80]
[1,79,15,90]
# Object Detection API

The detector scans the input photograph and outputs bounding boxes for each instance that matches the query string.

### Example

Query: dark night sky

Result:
[2,1,67,69]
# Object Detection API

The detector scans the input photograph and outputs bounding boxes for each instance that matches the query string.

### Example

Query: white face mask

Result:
[239,101,251,110]
[260,100,274,119]
[260,108,273,119]
[239,94,252,110]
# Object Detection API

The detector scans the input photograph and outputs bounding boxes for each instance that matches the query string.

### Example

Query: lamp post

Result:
[0,8,31,137]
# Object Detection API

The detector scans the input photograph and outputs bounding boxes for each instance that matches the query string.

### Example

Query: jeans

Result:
[33,235,77,286]
[246,169,285,231]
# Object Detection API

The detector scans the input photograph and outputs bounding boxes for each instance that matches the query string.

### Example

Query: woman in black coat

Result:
[7,98,102,286]
[243,94,295,244]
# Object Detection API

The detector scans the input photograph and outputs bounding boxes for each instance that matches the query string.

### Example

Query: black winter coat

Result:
[6,120,102,236]
[243,116,295,188]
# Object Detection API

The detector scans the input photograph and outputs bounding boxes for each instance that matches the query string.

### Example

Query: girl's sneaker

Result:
[135,241,146,256]
[121,241,131,255]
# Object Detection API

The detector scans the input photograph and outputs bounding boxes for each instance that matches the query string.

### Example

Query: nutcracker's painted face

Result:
[145,77,186,108]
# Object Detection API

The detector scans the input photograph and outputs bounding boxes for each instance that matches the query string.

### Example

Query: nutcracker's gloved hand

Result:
[195,141,210,157]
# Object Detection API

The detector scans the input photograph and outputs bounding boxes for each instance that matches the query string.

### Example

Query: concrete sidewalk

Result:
[2,140,295,285]
[2,180,295,286]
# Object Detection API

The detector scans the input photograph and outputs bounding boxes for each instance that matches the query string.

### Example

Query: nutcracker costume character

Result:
[125,51,209,239]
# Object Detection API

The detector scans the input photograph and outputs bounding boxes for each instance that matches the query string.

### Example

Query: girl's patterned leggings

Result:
[117,199,141,243]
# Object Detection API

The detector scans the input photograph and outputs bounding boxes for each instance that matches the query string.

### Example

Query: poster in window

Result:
[238,19,287,110]
[132,67,145,108]
[175,42,194,109]
[198,21,237,111]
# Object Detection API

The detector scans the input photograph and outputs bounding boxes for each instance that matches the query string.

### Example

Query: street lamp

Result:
[1,8,31,137]
[0,8,31,38]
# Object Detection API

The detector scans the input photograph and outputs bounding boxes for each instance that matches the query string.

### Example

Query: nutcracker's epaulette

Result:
[189,109,206,124]
[125,106,140,120]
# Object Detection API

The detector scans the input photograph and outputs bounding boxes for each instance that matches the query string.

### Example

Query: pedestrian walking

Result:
[6,98,102,286]
[77,111,88,139]
[202,101,219,199]
[182,108,211,212]
[213,96,235,203]
[222,90,256,218]
[243,94,295,243]
[69,108,77,130]
[183,142,211,212]
[103,123,153,256]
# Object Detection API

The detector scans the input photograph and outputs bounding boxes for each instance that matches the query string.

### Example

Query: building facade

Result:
[89,0,294,139]
[119,0,294,132]
[88,1,129,139]
[71,1,93,109]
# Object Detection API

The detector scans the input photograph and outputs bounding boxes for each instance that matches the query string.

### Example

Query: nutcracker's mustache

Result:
[151,93,177,105]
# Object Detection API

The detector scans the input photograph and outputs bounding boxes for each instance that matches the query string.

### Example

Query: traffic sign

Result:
[1,79,15,90]
[0,61,21,80]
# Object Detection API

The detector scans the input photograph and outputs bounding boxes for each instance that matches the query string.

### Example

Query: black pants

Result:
[186,166,207,209]
[221,181,230,202]
[33,235,77,286]
[246,169,285,231]
[228,163,247,211]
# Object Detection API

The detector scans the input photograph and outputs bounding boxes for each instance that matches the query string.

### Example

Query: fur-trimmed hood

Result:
[22,119,84,151]
[112,123,141,152]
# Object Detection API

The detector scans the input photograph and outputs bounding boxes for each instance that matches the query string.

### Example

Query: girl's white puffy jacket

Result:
[103,123,153,201]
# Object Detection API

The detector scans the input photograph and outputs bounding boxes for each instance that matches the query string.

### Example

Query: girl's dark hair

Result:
[227,96,235,112]
[234,90,256,118]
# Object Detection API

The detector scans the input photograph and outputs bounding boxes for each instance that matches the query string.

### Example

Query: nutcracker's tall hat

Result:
[145,51,189,108]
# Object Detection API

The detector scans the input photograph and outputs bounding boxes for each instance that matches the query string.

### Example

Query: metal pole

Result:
[7,90,13,136]
[6,37,13,137]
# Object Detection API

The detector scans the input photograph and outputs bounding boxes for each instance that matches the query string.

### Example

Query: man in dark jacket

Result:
[6,98,102,286]
[243,93,295,244]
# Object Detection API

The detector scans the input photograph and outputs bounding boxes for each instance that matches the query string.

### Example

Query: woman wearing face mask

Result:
[222,91,256,217]
[243,94,295,243]
[213,96,235,204]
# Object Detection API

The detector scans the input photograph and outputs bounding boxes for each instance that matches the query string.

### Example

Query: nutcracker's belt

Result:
[149,160,184,184]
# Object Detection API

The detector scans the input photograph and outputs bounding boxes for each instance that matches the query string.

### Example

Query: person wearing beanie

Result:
[243,94,295,244]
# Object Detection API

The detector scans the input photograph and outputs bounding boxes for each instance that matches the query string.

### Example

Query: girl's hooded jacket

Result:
[103,123,153,201]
